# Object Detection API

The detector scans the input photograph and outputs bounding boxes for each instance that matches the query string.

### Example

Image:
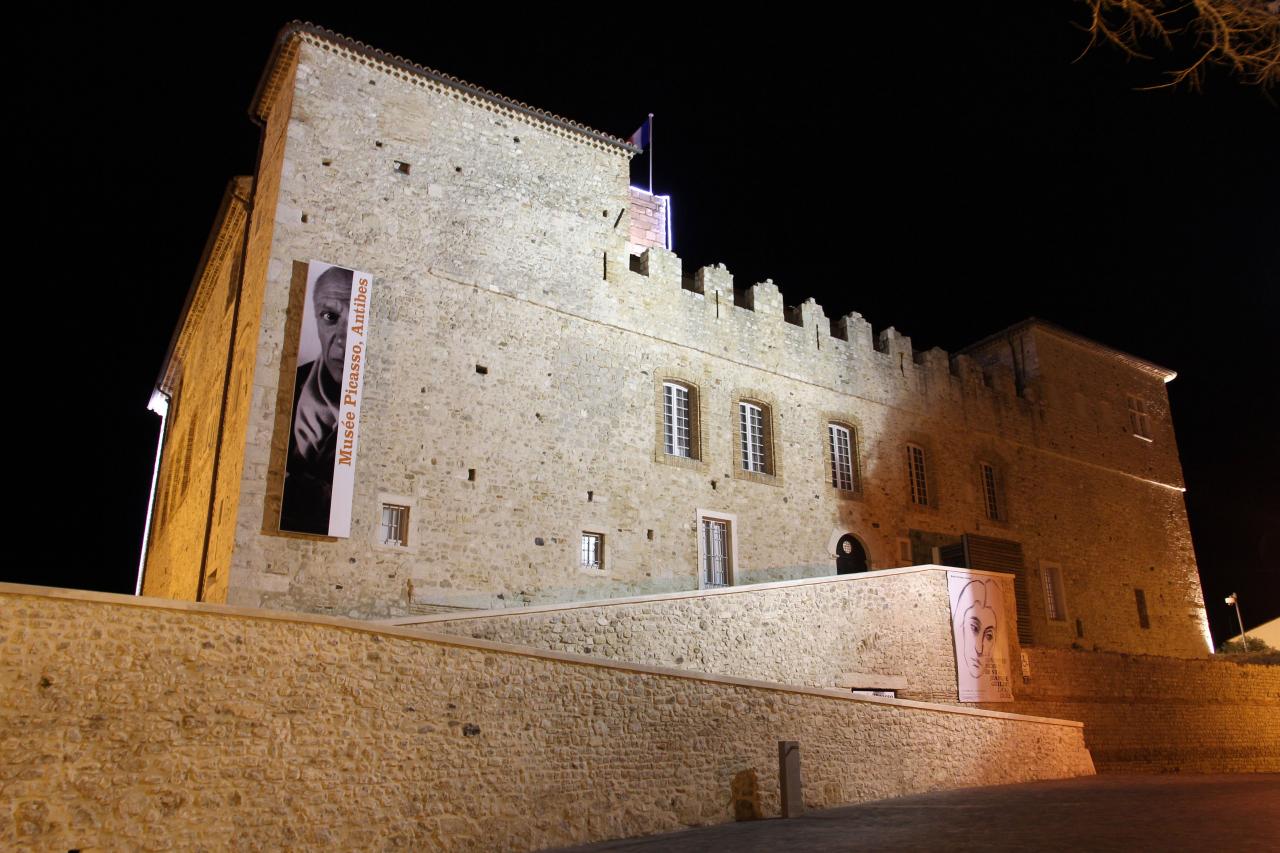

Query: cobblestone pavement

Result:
[547,774,1280,852]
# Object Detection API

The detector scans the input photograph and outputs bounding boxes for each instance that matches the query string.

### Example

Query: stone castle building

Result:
[141,22,1211,660]
[10,25,1277,851]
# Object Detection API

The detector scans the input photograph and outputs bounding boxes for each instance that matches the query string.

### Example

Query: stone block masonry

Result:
[403,571,1280,774]
[396,567,966,703]
[991,648,1280,772]
[0,584,1092,851]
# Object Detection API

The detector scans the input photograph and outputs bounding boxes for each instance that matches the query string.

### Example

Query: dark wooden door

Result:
[836,534,868,574]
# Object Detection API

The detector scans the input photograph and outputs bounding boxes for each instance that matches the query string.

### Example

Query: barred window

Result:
[581,532,603,570]
[380,504,409,547]
[828,424,858,492]
[1127,396,1152,440]
[663,382,691,458]
[739,402,767,473]
[701,517,731,587]
[1043,563,1066,621]
[906,444,929,506]
[980,462,1000,521]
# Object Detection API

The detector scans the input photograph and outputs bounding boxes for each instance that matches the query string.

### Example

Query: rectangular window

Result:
[828,424,857,491]
[380,504,409,547]
[701,518,730,587]
[980,462,1000,521]
[906,444,929,506]
[1127,396,1152,440]
[1135,588,1150,629]
[739,402,766,473]
[1042,562,1066,620]
[663,382,691,457]
[581,532,603,570]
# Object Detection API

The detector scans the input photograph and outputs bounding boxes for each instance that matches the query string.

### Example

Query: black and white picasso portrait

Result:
[280,261,367,537]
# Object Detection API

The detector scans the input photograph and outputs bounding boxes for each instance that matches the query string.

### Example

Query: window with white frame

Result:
[828,423,859,492]
[380,503,409,547]
[739,402,768,473]
[1042,562,1067,621]
[580,532,603,570]
[663,382,691,458]
[1127,395,1152,440]
[980,462,1000,521]
[906,444,929,506]
[701,518,730,587]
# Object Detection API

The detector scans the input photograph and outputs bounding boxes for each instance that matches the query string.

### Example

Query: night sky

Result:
[15,4,1278,645]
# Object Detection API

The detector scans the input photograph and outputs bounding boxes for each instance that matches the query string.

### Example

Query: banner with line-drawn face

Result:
[280,260,371,538]
[949,570,1014,702]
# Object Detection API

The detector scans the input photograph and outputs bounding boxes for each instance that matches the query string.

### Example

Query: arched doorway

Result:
[835,534,868,574]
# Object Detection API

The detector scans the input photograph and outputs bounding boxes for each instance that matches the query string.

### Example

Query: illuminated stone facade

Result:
[0,585,1100,850]
[142,24,1210,659]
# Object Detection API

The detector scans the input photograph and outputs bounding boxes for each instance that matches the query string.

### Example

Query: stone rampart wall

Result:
[409,576,1279,774]
[401,568,962,703]
[0,585,1092,851]
[995,648,1280,772]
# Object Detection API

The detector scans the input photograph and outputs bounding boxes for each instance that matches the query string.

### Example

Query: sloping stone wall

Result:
[405,574,1280,774]
[398,568,964,703]
[0,585,1092,851]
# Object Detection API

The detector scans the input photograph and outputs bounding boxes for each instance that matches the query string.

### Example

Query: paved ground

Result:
[548,774,1280,852]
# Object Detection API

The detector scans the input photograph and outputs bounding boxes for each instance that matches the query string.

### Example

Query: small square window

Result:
[740,402,767,473]
[698,512,735,588]
[906,444,929,506]
[980,462,1001,521]
[1042,562,1066,621]
[663,382,692,458]
[581,532,604,571]
[828,424,860,492]
[380,503,409,547]
[1134,588,1150,629]
[1127,396,1152,441]
[655,378,702,468]
[729,394,780,485]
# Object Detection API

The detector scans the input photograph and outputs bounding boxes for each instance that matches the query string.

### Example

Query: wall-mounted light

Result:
[1224,592,1250,652]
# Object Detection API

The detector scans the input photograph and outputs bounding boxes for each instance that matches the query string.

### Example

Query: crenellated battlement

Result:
[611,242,1035,425]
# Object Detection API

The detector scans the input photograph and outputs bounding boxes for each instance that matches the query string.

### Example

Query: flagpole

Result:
[648,113,654,194]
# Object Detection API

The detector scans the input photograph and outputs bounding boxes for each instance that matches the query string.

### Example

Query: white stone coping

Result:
[382,564,1013,626]
[837,673,910,691]
[0,582,1080,729]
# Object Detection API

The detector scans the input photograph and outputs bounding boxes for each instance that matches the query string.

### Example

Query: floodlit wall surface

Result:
[966,326,1209,657]
[190,33,1210,661]
[142,179,250,603]
[0,585,1093,852]
[411,576,1280,774]
[991,648,1280,772]
[399,568,962,703]
[143,48,300,606]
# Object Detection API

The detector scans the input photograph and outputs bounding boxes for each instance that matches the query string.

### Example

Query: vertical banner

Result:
[280,261,372,538]
[948,570,1014,702]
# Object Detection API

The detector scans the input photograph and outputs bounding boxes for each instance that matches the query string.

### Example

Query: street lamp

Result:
[1224,593,1250,652]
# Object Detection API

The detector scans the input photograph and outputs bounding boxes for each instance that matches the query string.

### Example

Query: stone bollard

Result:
[779,740,804,818]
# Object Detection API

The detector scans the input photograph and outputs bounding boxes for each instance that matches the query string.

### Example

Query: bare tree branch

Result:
[1078,0,1280,89]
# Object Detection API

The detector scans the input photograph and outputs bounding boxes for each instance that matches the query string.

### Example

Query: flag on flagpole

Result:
[628,116,652,151]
